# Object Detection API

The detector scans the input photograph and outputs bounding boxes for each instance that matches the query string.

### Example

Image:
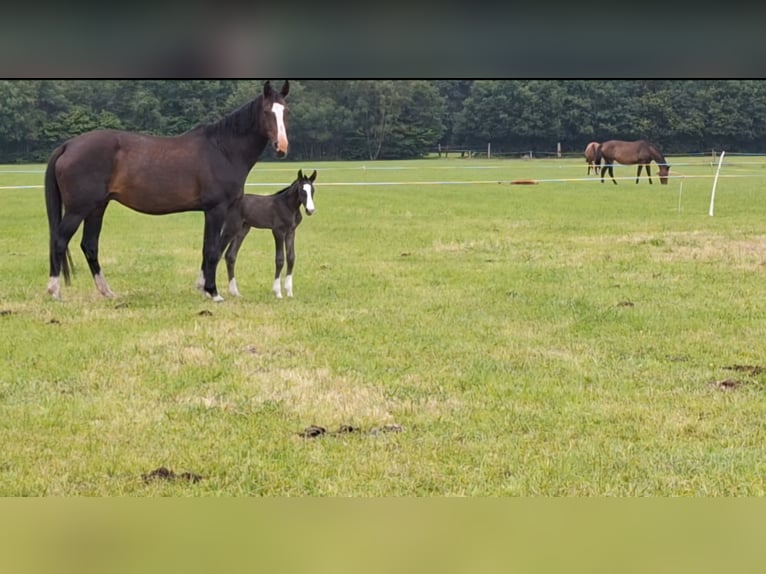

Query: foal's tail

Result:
[45,144,73,285]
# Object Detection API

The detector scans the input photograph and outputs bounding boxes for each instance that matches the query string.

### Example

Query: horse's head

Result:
[297,169,317,215]
[262,80,290,158]
[659,163,670,185]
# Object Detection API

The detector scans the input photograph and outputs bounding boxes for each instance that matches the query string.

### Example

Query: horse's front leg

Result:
[197,200,244,299]
[272,230,285,298]
[607,165,617,185]
[646,164,653,184]
[636,165,643,183]
[200,205,227,302]
[284,230,296,297]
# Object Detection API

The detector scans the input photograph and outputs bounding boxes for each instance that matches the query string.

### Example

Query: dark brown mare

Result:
[45,80,289,301]
[584,141,600,175]
[596,139,670,185]
[221,169,317,299]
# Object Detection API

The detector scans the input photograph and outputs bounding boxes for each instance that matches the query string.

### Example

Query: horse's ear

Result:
[297,169,303,179]
[263,80,273,98]
[309,170,317,182]
[280,80,289,97]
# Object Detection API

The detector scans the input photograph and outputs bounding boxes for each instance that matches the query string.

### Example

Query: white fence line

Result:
[2,173,762,192]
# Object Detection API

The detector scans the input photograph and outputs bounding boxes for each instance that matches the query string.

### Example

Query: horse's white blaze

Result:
[272,277,283,298]
[229,278,241,296]
[47,276,61,299]
[285,274,293,297]
[272,102,288,155]
[303,183,315,214]
[94,272,114,297]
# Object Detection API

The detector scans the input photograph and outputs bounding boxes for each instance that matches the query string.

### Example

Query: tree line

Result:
[1,80,765,163]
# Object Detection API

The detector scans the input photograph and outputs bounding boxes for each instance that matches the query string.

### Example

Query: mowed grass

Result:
[2,156,766,495]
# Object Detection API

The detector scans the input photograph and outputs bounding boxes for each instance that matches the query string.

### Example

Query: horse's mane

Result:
[201,96,262,139]
[647,142,667,164]
[270,178,304,197]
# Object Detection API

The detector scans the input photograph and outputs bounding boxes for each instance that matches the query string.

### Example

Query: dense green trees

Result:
[1,80,766,163]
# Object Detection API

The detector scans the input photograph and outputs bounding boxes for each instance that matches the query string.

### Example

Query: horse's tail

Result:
[594,143,603,166]
[45,144,72,285]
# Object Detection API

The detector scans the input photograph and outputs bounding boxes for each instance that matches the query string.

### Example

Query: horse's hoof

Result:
[213,295,224,303]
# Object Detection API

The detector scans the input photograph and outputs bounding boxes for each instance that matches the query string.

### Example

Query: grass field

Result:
[2,155,766,496]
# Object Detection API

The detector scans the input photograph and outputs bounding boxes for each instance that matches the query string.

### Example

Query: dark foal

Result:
[222,169,317,298]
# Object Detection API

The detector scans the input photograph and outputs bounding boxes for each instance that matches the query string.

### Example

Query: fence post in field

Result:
[709,150,726,216]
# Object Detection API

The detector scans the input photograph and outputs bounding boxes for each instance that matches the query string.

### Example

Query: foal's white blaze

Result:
[303,183,315,214]
[272,277,283,298]
[272,102,288,156]
[47,276,61,299]
[284,274,293,297]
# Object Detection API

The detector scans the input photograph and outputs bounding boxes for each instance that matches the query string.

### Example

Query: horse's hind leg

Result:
[646,165,652,184]
[81,206,114,297]
[272,231,285,298]
[48,212,84,299]
[223,225,250,296]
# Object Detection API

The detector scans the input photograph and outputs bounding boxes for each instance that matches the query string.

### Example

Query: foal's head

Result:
[261,80,290,158]
[296,169,317,215]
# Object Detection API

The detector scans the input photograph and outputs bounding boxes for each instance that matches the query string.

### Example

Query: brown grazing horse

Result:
[584,141,600,175]
[221,169,317,299]
[45,80,289,301]
[596,139,670,185]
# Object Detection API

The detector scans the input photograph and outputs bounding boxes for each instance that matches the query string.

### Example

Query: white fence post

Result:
[709,150,726,216]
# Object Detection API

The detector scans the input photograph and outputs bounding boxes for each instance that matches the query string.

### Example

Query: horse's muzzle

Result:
[274,140,288,158]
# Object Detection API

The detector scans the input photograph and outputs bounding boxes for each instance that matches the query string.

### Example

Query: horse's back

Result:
[599,139,653,164]
[54,129,211,214]
[241,193,277,229]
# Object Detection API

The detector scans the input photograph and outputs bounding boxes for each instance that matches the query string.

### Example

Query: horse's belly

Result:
[108,169,203,214]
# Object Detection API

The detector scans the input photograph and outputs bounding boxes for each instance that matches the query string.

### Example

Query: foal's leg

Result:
[200,205,227,302]
[48,212,84,299]
[223,225,251,297]
[284,230,296,298]
[81,205,114,297]
[272,230,285,298]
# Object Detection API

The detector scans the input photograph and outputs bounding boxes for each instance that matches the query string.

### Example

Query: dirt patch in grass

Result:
[724,364,765,375]
[298,423,403,438]
[710,379,746,391]
[142,466,204,483]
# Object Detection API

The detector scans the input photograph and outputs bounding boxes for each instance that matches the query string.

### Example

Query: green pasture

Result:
[2,155,766,495]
